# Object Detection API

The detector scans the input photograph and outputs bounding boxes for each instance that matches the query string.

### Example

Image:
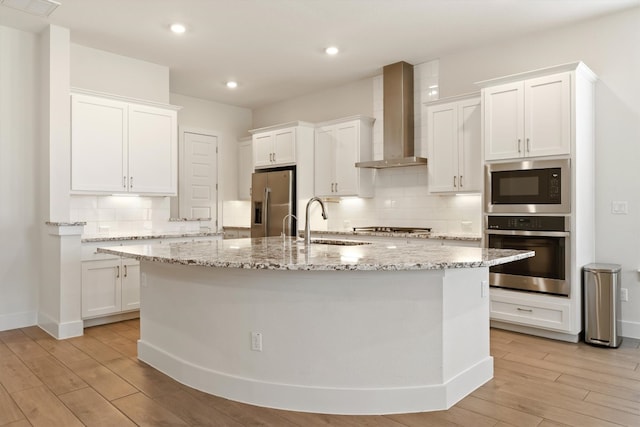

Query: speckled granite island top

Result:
[82,230,222,243]
[97,236,533,271]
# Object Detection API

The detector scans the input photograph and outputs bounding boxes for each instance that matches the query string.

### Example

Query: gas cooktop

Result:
[353,226,432,234]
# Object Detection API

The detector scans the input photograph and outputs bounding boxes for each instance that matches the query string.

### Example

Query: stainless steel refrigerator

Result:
[251,167,296,238]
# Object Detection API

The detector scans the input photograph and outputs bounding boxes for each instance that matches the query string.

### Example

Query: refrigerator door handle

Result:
[263,187,271,236]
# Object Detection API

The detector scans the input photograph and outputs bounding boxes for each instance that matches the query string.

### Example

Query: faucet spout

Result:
[305,197,328,245]
[281,214,297,237]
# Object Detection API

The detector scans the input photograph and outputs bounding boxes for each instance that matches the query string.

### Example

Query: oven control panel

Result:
[487,215,566,232]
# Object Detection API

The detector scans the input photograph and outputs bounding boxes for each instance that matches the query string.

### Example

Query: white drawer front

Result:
[490,296,571,332]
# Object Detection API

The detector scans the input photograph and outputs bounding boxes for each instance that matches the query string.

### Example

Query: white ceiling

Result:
[1,0,638,109]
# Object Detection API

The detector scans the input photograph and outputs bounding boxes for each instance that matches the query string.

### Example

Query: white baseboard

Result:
[0,310,37,332]
[83,311,139,328]
[37,312,83,339]
[621,320,640,339]
[138,340,493,415]
[491,320,580,342]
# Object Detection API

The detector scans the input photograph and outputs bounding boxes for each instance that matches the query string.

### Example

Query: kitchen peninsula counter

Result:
[98,236,523,270]
[99,238,532,415]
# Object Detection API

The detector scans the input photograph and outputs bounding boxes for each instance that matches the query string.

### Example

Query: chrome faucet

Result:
[305,197,328,245]
[281,214,297,237]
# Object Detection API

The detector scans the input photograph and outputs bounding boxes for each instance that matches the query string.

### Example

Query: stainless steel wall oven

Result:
[486,215,571,296]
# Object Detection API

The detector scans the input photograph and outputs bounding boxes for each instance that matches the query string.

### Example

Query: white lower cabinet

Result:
[81,257,140,319]
[490,288,571,332]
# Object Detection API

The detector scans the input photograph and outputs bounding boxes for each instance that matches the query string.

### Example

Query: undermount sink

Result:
[309,238,372,246]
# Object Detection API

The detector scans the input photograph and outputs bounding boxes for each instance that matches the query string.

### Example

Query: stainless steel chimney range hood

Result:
[356,61,427,169]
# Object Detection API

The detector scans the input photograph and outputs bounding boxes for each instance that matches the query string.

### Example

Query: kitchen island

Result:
[98,237,533,415]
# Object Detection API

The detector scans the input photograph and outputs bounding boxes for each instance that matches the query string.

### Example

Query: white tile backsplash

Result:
[71,195,206,235]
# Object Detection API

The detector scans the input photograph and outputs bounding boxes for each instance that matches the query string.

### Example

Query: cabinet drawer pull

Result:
[516,307,533,313]
[116,265,120,278]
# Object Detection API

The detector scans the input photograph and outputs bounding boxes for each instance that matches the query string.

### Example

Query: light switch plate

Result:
[611,201,628,214]
[620,288,629,302]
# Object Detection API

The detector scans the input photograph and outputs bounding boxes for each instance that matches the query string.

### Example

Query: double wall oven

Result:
[485,159,571,297]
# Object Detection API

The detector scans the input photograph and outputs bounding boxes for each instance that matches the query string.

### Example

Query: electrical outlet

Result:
[611,201,628,214]
[251,332,263,351]
[620,288,629,302]
[481,280,489,298]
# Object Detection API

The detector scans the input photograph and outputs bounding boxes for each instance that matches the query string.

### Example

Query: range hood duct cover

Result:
[356,61,427,169]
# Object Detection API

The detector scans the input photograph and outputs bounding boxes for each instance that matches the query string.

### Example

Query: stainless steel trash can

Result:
[583,263,622,348]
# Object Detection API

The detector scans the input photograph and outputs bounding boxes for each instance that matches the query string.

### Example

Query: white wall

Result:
[252,78,373,129]
[0,26,41,330]
[70,44,170,104]
[436,7,640,337]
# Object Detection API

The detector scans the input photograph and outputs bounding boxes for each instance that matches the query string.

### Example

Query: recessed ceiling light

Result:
[226,81,238,89]
[170,23,186,34]
[325,46,339,55]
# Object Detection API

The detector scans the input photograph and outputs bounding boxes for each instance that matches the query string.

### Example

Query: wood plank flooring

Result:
[1,320,639,426]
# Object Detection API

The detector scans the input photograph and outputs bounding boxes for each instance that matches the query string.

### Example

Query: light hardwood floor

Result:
[1,320,639,426]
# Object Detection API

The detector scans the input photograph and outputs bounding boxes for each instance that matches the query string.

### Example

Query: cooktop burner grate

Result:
[353,226,432,234]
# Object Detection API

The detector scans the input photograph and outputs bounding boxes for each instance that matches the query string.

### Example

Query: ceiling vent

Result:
[1,0,60,16]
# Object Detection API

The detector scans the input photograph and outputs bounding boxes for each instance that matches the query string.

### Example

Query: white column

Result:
[39,223,84,339]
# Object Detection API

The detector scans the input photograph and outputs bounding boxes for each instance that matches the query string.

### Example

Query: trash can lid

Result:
[584,263,621,273]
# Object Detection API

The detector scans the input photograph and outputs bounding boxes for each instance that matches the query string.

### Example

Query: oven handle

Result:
[485,229,569,237]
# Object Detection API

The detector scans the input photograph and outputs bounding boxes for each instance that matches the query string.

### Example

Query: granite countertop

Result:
[310,230,482,241]
[82,230,223,243]
[97,236,532,271]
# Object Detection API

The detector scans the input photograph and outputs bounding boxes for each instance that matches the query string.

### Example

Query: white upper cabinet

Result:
[483,72,571,160]
[252,126,298,168]
[71,95,128,192]
[71,92,178,195]
[314,116,374,198]
[426,95,481,193]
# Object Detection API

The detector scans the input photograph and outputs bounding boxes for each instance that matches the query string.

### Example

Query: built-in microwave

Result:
[485,159,570,214]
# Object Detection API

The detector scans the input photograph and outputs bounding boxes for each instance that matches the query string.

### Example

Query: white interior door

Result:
[180,131,218,223]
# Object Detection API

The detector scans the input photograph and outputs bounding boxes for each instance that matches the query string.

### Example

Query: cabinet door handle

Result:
[453,176,457,188]
[526,138,531,152]
[130,176,133,189]
[124,265,128,278]
[116,265,120,279]
[459,175,463,188]
[516,307,533,313]
[331,183,334,192]
[123,176,127,188]
[335,182,338,192]
[517,138,522,153]
[272,153,276,162]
